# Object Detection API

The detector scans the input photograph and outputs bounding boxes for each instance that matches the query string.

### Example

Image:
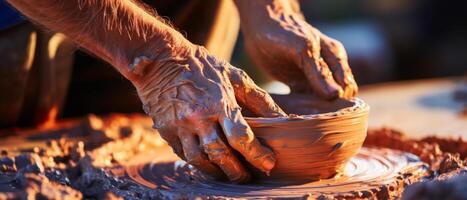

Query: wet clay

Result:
[1,114,466,199]
[244,95,369,182]
[120,147,426,199]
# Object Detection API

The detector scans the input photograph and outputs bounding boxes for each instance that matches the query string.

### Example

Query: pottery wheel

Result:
[119,146,428,199]
[3,114,464,200]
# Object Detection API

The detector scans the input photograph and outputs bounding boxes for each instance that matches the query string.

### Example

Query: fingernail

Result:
[262,155,276,173]
[272,110,287,117]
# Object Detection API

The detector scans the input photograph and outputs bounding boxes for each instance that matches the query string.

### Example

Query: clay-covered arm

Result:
[6,0,183,85]
[234,0,358,99]
[7,0,286,183]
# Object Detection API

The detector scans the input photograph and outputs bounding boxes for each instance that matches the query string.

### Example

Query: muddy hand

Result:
[237,0,358,99]
[134,44,286,183]
[4,0,281,183]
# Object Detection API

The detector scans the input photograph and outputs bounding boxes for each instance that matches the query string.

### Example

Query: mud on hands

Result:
[133,44,286,183]
[236,0,358,99]
[4,0,283,183]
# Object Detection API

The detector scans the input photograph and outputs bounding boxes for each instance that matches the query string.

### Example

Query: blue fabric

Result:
[0,0,25,31]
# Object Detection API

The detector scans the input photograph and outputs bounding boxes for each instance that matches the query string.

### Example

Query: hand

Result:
[3,0,284,183]
[241,5,358,99]
[134,44,286,183]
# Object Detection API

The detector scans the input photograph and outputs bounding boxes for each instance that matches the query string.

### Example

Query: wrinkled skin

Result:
[5,0,287,183]
[6,0,358,183]
[237,0,358,99]
[135,44,286,182]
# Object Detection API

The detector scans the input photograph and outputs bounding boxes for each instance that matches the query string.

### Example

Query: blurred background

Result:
[232,0,467,93]
[1,0,466,127]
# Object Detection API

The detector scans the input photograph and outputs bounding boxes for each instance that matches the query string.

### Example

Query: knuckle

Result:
[297,39,319,58]
[206,54,228,68]
[230,67,250,85]
[215,64,227,74]
[232,123,249,137]
[228,126,253,150]
[193,45,209,56]
[236,68,249,78]
[304,35,320,47]
[203,138,222,149]
[327,40,347,59]
[329,40,344,49]
[229,134,250,149]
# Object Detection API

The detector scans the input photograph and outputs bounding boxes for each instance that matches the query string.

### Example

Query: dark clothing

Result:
[0,0,25,31]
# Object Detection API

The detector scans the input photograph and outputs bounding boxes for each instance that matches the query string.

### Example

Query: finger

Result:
[157,127,185,160]
[219,107,276,174]
[227,66,287,117]
[301,55,343,100]
[198,123,250,183]
[177,132,224,179]
[320,40,358,98]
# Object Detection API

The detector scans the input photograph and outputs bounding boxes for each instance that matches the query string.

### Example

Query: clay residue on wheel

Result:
[0,114,466,199]
[121,147,428,199]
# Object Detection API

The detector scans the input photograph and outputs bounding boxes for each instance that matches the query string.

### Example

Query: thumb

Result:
[227,66,287,117]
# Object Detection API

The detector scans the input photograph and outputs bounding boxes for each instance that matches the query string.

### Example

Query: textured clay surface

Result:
[0,114,465,199]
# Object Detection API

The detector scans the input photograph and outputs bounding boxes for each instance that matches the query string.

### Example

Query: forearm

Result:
[6,0,189,84]
[234,0,304,35]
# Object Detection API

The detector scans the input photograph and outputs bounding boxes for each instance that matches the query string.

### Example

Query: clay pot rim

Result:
[244,98,369,124]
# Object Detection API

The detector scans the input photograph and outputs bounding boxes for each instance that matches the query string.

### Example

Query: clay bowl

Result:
[244,94,369,183]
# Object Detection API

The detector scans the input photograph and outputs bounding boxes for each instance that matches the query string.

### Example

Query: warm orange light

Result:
[37,106,58,130]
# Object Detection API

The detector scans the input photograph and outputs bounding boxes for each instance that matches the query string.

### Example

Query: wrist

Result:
[125,28,193,88]
[235,0,270,31]
[131,40,194,119]
[235,0,299,36]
